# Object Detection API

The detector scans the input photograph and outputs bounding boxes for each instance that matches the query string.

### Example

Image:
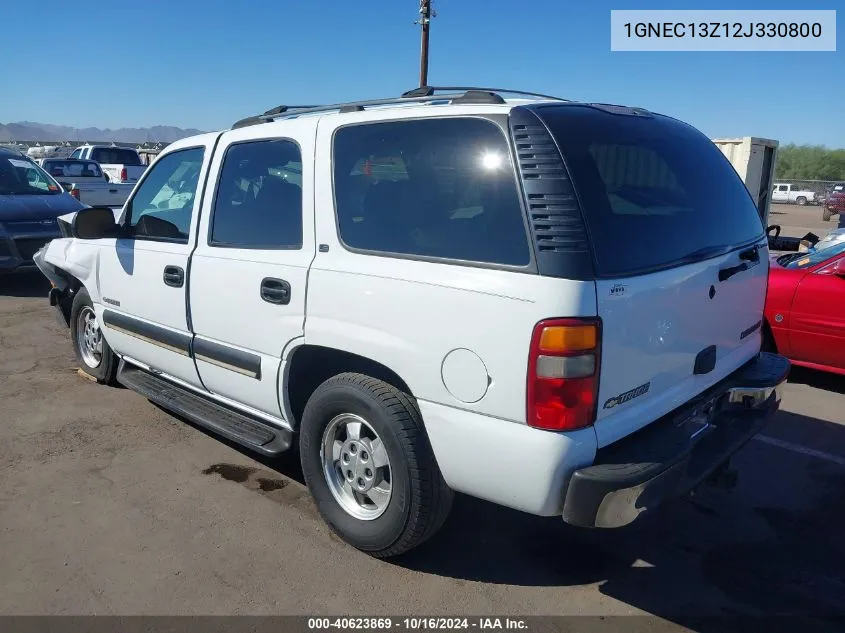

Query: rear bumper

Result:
[562,352,790,528]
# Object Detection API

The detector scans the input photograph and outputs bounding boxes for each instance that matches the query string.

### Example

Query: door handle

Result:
[163,265,185,288]
[260,277,291,305]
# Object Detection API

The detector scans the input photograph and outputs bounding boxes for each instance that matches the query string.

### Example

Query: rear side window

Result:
[210,139,303,249]
[90,148,142,166]
[537,106,765,277]
[333,118,530,267]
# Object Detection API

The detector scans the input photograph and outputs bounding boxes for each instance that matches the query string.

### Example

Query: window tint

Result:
[44,160,102,179]
[778,185,789,191]
[536,105,765,277]
[210,139,303,249]
[127,147,204,242]
[333,118,530,266]
[0,156,61,195]
[90,147,142,166]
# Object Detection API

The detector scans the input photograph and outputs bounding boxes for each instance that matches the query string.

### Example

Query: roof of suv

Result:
[228,87,661,137]
[230,87,575,130]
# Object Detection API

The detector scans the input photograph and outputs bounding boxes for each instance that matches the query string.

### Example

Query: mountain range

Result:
[0,121,205,144]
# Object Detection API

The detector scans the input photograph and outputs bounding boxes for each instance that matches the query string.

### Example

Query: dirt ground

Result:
[1,205,843,630]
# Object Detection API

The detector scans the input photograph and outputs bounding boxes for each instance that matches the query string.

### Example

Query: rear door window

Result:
[210,139,303,249]
[536,105,765,277]
[333,117,531,267]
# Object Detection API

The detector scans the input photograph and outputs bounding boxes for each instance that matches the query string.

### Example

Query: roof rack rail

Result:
[232,92,466,129]
[401,86,568,102]
[231,86,563,129]
[263,104,323,116]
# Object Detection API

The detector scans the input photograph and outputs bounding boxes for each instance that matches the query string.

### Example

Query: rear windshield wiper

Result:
[675,245,733,266]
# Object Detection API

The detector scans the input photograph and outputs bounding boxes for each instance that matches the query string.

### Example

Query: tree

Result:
[775,145,845,181]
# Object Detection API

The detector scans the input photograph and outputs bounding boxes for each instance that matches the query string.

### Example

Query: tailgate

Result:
[594,242,768,447]
[532,104,769,448]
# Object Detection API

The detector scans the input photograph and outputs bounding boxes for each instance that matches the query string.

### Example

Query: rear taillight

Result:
[527,318,601,431]
[70,187,80,200]
[120,167,128,181]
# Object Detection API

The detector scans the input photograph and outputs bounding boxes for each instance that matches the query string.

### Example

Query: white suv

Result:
[35,87,790,557]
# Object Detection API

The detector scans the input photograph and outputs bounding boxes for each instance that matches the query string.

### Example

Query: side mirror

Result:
[832,259,845,279]
[71,206,120,239]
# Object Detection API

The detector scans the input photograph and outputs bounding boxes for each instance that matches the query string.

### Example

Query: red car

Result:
[822,182,844,222]
[764,241,845,375]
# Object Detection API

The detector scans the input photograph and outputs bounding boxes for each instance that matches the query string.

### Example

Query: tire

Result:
[69,287,118,384]
[796,196,807,206]
[823,208,832,221]
[299,372,453,558]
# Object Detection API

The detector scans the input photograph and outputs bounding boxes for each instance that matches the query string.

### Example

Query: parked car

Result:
[37,158,134,208]
[69,145,146,184]
[764,236,845,376]
[772,183,817,206]
[35,87,790,557]
[822,182,845,222]
[0,148,85,274]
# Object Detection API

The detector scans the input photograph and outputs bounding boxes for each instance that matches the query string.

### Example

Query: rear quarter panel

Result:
[307,111,598,424]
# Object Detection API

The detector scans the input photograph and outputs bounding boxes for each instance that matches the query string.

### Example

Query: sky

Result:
[2,0,843,146]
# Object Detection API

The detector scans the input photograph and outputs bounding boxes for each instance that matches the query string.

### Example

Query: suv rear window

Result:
[333,117,531,267]
[90,148,142,166]
[536,106,765,277]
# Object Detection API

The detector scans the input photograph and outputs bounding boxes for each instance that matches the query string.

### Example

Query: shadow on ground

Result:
[386,409,845,628]
[0,271,50,298]
[138,378,845,628]
[160,390,845,627]
[788,365,845,395]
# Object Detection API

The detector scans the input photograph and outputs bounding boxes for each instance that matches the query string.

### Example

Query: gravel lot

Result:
[1,204,844,628]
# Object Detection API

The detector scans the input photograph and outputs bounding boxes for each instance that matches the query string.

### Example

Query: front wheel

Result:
[299,373,453,558]
[796,196,807,206]
[70,287,118,384]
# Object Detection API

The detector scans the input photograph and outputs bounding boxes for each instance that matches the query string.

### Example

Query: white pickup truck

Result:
[772,183,817,206]
[38,158,133,208]
[34,87,790,558]
[69,145,146,184]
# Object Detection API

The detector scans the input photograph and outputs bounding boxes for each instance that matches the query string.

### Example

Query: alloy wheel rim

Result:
[320,413,392,521]
[76,306,103,369]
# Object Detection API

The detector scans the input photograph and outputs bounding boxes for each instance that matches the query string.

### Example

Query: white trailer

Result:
[712,137,779,227]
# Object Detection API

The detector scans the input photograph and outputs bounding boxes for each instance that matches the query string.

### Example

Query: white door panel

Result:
[94,137,219,387]
[593,242,768,447]
[188,120,317,419]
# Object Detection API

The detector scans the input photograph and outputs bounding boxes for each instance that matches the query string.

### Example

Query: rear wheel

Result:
[299,372,453,558]
[796,196,807,206]
[70,287,118,384]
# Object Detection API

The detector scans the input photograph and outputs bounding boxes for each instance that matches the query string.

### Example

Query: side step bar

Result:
[117,361,292,455]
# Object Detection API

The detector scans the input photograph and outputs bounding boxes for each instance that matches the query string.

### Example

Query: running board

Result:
[117,361,292,455]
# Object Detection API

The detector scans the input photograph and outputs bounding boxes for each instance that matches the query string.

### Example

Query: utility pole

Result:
[416,0,435,87]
